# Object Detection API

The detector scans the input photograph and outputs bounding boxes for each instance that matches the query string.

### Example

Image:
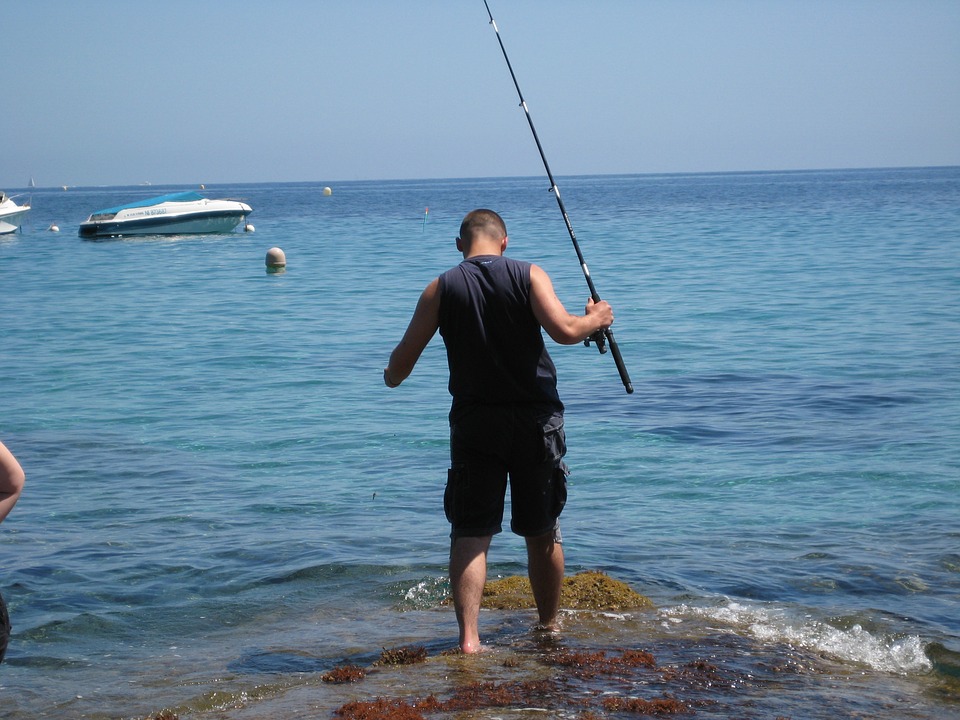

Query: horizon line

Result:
[7,164,958,192]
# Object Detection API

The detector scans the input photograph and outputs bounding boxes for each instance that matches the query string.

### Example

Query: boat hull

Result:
[0,196,30,234]
[0,215,29,234]
[78,210,248,238]
[78,192,252,238]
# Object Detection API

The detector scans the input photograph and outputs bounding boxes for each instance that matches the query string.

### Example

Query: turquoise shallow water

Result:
[1,168,959,718]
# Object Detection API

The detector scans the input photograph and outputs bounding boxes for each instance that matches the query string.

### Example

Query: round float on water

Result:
[322,187,332,196]
[265,247,286,274]
[244,223,255,232]
[48,224,60,232]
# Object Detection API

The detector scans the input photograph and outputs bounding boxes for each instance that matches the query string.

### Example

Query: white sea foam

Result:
[662,600,932,674]
[402,576,450,608]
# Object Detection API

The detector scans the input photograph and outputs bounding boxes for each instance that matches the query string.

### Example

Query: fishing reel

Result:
[584,330,608,354]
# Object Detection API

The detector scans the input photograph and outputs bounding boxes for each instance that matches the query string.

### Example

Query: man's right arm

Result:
[0,441,25,525]
[384,278,441,387]
[529,264,614,345]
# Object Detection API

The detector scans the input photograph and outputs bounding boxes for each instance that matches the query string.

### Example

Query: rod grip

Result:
[605,327,634,394]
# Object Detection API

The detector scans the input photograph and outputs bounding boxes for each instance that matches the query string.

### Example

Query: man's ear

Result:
[501,235,509,253]
[456,237,464,253]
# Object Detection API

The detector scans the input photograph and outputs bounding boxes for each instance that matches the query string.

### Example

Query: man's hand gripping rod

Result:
[483,0,633,393]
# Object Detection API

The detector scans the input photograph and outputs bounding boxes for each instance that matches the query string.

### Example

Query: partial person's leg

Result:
[450,535,493,653]
[525,530,564,631]
[0,591,9,664]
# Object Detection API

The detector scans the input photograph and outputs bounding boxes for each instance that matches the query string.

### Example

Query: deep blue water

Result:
[1,168,958,718]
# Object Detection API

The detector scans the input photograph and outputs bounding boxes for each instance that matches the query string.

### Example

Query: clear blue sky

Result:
[3,0,958,188]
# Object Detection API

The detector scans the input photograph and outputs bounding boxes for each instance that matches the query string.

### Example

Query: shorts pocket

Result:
[443,465,464,525]
[539,413,567,463]
[551,465,568,517]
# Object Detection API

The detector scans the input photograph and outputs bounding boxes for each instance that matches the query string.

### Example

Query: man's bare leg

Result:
[450,535,492,653]
[526,530,564,631]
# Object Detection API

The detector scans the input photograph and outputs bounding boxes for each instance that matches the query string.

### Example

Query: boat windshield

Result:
[89,191,206,217]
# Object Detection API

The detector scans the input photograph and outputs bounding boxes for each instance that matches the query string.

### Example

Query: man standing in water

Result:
[384,209,614,653]
[1,440,26,664]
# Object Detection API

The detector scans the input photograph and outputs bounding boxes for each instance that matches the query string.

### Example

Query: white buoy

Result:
[265,247,286,274]
[322,186,332,196]
[48,223,60,232]
[244,223,255,232]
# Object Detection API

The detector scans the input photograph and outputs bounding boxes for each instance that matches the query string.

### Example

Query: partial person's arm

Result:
[384,278,441,387]
[529,264,614,345]
[0,441,25,524]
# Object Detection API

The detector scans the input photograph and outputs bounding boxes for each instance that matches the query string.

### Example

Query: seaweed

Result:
[373,645,428,666]
[547,648,657,679]
[482,570,654,611]
[330,648,685,717]
[442,679,559,711]
[322,664,366,683]
[600,694,691,714]
[333,697,429,720]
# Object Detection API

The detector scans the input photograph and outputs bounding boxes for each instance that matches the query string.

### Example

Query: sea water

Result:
[1,168,958,719]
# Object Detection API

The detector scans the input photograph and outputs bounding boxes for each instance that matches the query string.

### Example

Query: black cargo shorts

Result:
[444,404,568,539]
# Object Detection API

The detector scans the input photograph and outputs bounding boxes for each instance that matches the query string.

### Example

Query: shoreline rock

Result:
[481,570,655,612]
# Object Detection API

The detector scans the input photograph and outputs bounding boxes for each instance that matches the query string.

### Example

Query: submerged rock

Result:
[481,570,654,611]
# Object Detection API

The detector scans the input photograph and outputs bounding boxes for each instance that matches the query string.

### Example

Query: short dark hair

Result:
[460,209,507,243]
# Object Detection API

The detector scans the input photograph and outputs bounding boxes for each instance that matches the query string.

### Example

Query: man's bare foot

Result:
[533,621,561,634]
[458,639,488,654]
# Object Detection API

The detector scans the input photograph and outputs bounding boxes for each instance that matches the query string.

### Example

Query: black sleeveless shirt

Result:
[438,255,562,416]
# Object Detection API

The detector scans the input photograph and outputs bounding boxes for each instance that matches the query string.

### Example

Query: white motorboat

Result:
[78,191,252,238]
[0,192,30,234]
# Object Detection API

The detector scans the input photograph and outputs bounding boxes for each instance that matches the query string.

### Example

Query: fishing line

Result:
[482,0,634,394]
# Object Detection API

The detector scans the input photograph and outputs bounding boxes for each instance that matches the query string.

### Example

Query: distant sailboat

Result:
[29,177,36,188]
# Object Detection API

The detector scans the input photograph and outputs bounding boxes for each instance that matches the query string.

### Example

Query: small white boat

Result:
[78,191,252,238]
[0,192,30,234]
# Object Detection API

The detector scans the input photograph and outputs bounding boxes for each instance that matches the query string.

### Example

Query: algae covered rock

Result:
[481,570,654,611]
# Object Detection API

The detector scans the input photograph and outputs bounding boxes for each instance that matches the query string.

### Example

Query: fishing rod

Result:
[482,0,634,394]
